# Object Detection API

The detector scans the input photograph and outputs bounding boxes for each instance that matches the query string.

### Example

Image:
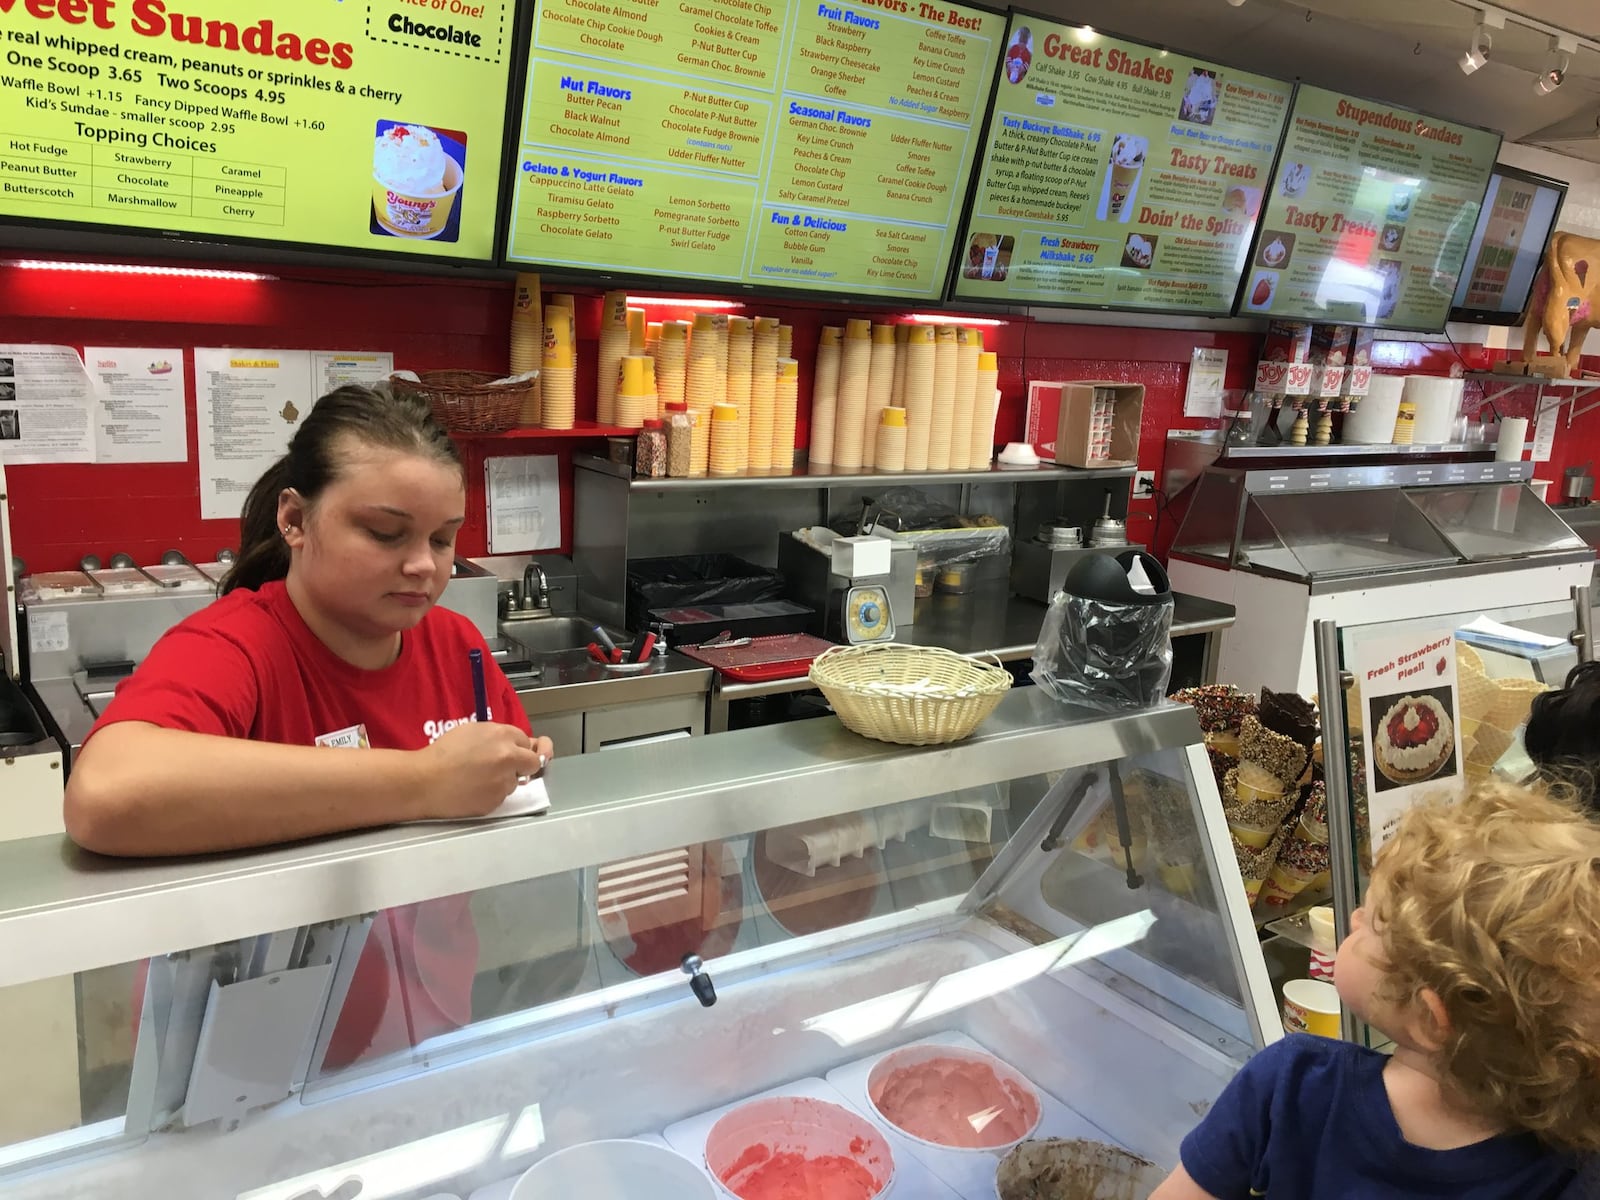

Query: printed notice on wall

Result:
[486,455,560,554]
[1184,348,1228,418]
[0,344,97,464]
[1348,625,1465,853]
[196,348,392,520]
[84,347,188,464]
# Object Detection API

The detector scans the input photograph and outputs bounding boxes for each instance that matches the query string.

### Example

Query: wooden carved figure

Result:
[1522,231,1600,378]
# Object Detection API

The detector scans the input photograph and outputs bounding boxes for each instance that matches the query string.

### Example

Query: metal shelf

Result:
[576,455,1132,490]
[1465,371,1600,429]
[1222,442,1489,462]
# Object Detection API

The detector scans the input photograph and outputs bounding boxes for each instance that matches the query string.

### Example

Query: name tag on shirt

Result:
[315,724,371,749]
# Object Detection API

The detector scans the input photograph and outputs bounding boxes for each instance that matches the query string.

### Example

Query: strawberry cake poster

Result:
[1352,628,1466,849]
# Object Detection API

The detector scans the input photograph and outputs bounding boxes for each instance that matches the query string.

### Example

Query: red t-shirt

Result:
[94,580,532,1071]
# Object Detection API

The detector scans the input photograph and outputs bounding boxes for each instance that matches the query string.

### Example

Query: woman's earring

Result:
[282,526,293,538]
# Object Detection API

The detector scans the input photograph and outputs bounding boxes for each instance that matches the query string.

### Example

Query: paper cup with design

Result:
[1282,978,1341,1038]
[372,123,464,240]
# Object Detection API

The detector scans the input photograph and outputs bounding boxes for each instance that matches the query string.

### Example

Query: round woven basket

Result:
[810,643,1012,746]
[391,369,536,434]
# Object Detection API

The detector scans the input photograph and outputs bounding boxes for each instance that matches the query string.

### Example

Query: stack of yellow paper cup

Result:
[709,402,741,475]
[710,313,730,408]
[685,345,717,475]
[864,324,896,468]
[541,304,577,430]
[750,317,780,471]
[626,307,646,355]
[551,292,575,313]
[876,406,908,472]
[811,326,842,467]
[903,324,936,470]
[656,321,687,415]
[597,291,630,427]
[617,355,654,429]
[726,316,754,464]
[509,273,542,425]
[890,324,908,411]
[774,357,799,473]
[970,351,999,468]
[929,325,959,470]
[952,328,981,468]
[834,318,872,470]
[778,324,792,361]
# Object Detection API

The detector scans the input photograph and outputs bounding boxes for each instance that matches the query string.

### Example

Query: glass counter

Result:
[1242,488,1457,581]
[0,691,1274,1199]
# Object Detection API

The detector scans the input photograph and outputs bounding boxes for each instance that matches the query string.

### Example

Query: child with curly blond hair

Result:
[1151,782,1600,1200]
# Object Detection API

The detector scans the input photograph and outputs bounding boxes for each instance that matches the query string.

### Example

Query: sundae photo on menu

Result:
[1099,134,1148,223]
[371,121,468,243]
[1223,186,1262,218]
[1121,233,1157,270]
[1279,161,1310,198]
[1178,68,1219,125]
[0,410,18,441]
[1245,271,1278,311]
[1004,26,1033,84]
[1387,186,1417,224]
[963,233,1015,280]
[1257,231,1295,271]
[1380,224,1406,253]
[1376,259,1403,319]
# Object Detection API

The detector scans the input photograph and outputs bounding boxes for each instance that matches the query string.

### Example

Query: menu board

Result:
[0,0,514,261]
[948,17,1292,314]
[1450,166,1566,323]
[1243,86,1502,331]
[504,0,1006,297]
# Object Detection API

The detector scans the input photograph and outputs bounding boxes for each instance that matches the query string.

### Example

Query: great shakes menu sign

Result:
[504,0,1005,297]
[0,0,513,260]
[949,17,1291,314]
[1243,86,1501,331]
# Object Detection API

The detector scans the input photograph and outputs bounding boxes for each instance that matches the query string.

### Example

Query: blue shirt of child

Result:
[1180,1034,1576,1199]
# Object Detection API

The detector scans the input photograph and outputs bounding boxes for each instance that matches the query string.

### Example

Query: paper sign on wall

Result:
[486,455,560,554]
[84,348,188,464]
[0,345,97,465]
[1184,348,1228,419]
[196,349,393,521]
[1348,626,1465,852]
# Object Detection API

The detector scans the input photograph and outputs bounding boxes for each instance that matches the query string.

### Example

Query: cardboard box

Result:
[1054,381,1145,469]
[1309,325,1353,399]
[1255,321,1313,395]
[1025,380,1066,461]
[1345,327,1376,397]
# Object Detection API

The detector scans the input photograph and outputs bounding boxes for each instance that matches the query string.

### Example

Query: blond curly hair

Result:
[1367,781,1600,1154]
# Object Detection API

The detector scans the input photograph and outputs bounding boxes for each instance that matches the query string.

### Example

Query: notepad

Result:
[415,777,550,824]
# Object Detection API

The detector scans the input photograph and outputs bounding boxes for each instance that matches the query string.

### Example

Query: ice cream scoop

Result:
[373,123,449,196]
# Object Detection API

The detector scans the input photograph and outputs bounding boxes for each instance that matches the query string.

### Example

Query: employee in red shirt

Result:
[64,382,555,1066]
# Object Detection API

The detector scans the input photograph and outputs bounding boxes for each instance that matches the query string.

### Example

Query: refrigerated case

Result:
[0,691,1274,1200]
[1168,461,1593,694]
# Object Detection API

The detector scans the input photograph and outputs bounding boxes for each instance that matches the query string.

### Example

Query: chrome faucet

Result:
[520,562,551,612]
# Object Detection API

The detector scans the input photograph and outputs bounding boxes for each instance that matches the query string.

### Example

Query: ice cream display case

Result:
[0,690,1275,1200]
[1168,462,1594,695]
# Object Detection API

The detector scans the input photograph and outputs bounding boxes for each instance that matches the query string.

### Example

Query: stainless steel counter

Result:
[508,646,713,719]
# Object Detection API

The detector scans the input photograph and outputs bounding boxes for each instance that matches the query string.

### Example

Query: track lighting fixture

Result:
[1225,0,1247,7]
[1460,23,1492,73]
[1535,35,1575,95]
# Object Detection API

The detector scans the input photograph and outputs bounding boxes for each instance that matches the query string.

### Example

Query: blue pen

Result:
[468,647,489,722]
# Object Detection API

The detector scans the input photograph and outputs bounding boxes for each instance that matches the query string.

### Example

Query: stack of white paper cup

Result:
[834,318,873,470]
[970,351,999,468]
[876,406,908,472]
[509,273,542,425]
[929,325,959,470]
[865,324,896,468]
[597,291,630,427]
[811,326,842,468]
[1496,416,1529,462]
[726,316,754,465]
[774,357,799,473]
[750,317,779,471]
[656,321,687,416]
[891,324,908,411]
[541,304,577,430]
[709,402,741,475]
[952,328,981,468]
[904,325,936,470]
[617,356,654,430]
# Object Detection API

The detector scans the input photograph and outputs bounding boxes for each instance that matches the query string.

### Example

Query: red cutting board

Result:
[677,633,838,682]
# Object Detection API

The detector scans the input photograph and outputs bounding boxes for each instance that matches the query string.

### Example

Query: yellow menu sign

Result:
[1245,85,1502,331]
[505,0,1006,297]
[0,0,513,260]
[950,17,1291,313]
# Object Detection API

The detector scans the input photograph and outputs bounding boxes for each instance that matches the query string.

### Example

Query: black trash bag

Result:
[1031,550,1173,711]
[626,554,785,632]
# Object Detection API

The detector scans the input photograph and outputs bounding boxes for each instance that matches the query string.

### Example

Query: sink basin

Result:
[504,616,601,655]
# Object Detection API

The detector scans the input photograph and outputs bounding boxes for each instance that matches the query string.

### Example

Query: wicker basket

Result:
[391,370,537,434]
[809,643,1012,746]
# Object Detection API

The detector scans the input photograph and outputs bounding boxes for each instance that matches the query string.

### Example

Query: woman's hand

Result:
[416,723,553,819]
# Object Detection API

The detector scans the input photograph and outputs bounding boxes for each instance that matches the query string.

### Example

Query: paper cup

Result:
[1282,978,1341,1038]
[372,152,463,239]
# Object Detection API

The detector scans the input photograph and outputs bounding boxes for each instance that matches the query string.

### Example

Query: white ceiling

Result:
[1033,0,1600,160]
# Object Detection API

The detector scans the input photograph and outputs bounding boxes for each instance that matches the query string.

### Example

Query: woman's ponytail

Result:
[221,455,294,595]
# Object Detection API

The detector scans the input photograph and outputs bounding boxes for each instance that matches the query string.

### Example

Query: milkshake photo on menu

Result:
[1178,67,1219,125]
[1098,134,1147,223]
[371,121,468,243]
[963,233,1015,281]
[1004,25,1033,84]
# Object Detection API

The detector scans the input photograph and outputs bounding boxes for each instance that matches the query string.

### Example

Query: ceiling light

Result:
[1535,35,1574,95]
[1225,0,1246,7]
[625,295,743,309]
[909,314,1009,326]
[1075,24,1095,42]
[1460,24,1492,73]
[8,259,274,280]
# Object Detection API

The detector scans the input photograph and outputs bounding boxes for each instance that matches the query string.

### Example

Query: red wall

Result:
[5,258,1597,573]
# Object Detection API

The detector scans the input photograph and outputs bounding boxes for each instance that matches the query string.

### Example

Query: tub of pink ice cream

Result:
[867,1043,1042,1153]
[706,1095,893,1200]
